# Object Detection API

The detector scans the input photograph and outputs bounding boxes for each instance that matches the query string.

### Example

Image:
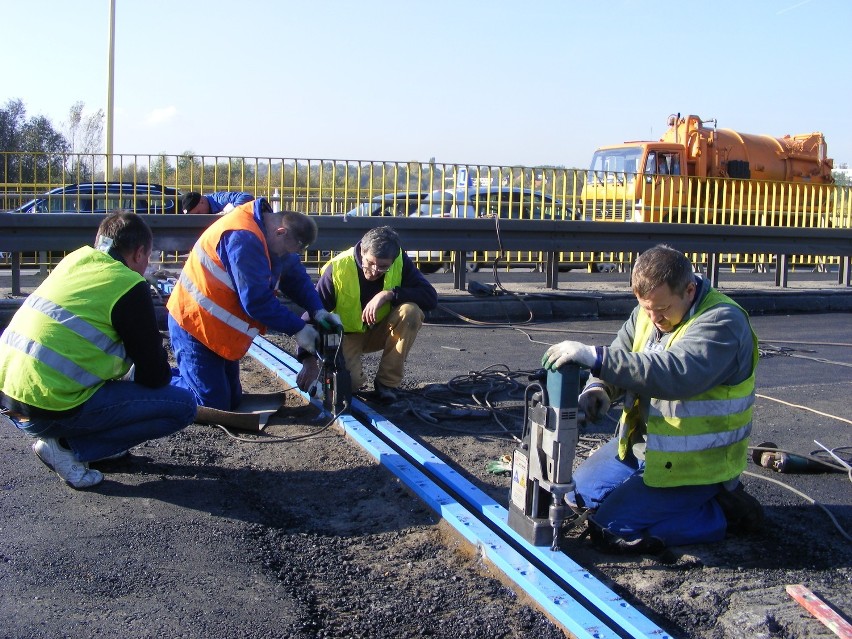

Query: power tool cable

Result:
[212,402,348,444]
[742,469,852,542]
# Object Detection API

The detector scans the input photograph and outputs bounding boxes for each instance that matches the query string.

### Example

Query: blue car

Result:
[14,182,180,215]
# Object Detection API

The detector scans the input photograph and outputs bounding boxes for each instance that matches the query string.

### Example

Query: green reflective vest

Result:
[617,288,759,487]
[0,247,142,412]
[322,248,403,333]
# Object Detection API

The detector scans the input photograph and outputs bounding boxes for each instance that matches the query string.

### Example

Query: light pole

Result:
[106,0,115,181]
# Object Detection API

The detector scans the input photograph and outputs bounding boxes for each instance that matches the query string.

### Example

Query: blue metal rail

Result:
[248,336,673,639]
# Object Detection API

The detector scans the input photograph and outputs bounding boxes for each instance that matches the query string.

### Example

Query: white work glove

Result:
[579,384,611,424]
[313,309,343,331]
[294,323,320,354]
[542,340,597,371]
[221,203,235,214]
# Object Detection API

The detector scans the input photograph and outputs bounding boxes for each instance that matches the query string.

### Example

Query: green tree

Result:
[149,154,176,186]
[832,170,850,186]
[1,99,69,187]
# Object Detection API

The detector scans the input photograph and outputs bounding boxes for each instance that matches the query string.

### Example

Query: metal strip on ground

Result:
[248,337,671,639]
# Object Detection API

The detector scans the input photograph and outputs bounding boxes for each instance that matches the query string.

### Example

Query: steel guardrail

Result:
[1,213,851,291]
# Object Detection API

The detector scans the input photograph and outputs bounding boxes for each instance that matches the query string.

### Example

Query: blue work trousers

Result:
[573,437,727,546]
[168,314,243,411]
[17,379,196,463]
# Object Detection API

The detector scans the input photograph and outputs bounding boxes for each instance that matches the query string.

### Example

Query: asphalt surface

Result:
[1,266,851,638]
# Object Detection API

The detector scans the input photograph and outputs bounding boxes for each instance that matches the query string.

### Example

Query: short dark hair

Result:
[181,192,202,213]
[360,226,401,260]
[278,210,317,248]
[632,244,694,297]
[95,211,153,255]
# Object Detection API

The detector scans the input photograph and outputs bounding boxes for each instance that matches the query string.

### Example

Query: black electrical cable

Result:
[213,402,347,444]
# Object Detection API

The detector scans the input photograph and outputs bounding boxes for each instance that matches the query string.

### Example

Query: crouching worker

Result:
[542,244,764,553]
[168,199,332,410]
[296,226,437,403]
[0,212,197,489]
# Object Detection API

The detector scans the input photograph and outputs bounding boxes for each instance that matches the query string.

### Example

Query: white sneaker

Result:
[32,438,103,489]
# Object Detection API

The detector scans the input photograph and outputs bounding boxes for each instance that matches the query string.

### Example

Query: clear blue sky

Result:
[4,0,850,169]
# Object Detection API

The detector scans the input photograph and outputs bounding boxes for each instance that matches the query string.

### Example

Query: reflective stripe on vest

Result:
[25,294,127,360]
[323,248,403,333]
[166,201,267,359]
[2,327,107,389]
[175,245,261,338]
[646,422,752,453]
[650,394,755,420]
[618,287,759,487]
[0,247,139,411]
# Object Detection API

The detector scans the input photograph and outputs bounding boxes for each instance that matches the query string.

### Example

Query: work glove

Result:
[542,340,597,371]
[296,357,320,393]
[294,323,320,354]
[579,384,611,424]
[313,309,343,331]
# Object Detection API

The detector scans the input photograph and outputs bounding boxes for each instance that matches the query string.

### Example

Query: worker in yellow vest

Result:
[0,212,197,489]
[542,244,763,553]
[296,226,437,403]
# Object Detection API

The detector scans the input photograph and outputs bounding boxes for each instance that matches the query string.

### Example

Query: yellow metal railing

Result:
[2,152,851,271]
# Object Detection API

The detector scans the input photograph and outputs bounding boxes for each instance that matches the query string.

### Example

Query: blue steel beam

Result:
[247,336,672,639]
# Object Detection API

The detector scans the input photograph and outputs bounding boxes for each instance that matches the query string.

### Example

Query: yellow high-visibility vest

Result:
[617,289,759,487]
[323,248,402,332]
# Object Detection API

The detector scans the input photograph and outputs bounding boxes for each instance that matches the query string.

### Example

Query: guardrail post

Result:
[707,253,720,288]
[544,251,559,289]
[841,256,851,287]
[452,252,467,290]
[11,253,21,297]
[775,254,789,287]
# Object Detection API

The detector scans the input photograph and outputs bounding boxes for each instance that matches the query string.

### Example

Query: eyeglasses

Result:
[284,228,310,251]
[362,257,392,273]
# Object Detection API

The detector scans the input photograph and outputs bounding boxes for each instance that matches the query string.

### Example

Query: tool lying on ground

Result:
[194,392,289,432]
[508,364,582,550]
[786,584,852,639]
[751,441,851,474]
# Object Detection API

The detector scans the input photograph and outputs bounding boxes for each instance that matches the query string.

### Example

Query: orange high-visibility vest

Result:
[167,201,268,360]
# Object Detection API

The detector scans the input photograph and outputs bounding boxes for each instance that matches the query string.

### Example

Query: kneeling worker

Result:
[542,244,763,553]
[297,226,437,402]
[0,212,197,489]
[168,199,333,410]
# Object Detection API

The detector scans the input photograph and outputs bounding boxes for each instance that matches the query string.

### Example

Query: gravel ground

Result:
[2,274,851,638]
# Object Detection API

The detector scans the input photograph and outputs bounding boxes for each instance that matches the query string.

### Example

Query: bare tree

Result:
[65,102,104,180]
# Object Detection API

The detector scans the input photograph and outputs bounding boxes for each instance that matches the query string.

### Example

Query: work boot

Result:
[587,521,666,556]
[32,438,103,489]
[373,380,398,404]
[715,483,765,535]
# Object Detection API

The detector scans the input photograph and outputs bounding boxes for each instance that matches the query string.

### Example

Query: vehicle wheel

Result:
[418,263,442,274]
[466,262,480,273]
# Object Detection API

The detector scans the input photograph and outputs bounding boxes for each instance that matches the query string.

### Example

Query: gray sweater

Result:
[589,276,756,428]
